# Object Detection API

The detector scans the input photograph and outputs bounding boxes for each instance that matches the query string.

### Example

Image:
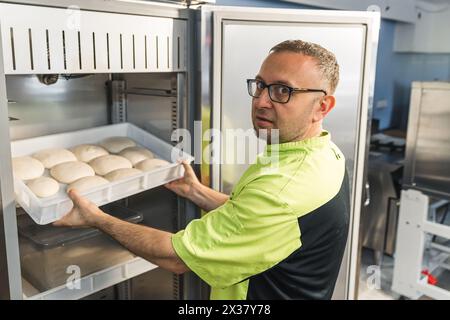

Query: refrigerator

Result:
[0,0,379,299]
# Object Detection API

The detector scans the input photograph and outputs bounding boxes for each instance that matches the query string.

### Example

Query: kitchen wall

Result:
[373,19,450,131]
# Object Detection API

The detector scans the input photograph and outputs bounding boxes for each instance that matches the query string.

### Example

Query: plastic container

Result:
[11,122,192,225]
[18,203,143,292]
[18,203,143,249]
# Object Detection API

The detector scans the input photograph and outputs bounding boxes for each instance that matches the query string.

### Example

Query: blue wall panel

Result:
[372,20,450,130]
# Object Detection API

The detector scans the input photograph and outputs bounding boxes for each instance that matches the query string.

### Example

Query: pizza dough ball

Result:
[89,155,132,176]
[12,156,45,180]
[99,137,136,154]
[32,148,77,169]
[104,168,142,182]
[27,177,59,198]
[70,144,109,163]
[50,161,95,184]
[118,146,154,166]
[135,158,170,171]
[67,175,109,193]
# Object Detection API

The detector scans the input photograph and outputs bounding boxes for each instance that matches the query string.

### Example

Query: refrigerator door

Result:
[198,5,379,299]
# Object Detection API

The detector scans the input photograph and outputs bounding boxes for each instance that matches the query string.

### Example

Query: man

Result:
[55,40,350,300]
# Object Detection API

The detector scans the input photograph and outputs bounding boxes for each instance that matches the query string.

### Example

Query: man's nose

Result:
[253,87,273,109]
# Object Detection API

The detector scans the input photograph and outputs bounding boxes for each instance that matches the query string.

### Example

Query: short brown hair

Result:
[270,40,340,94]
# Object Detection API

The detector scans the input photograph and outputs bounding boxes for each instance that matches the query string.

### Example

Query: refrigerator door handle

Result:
[364,182,371,207]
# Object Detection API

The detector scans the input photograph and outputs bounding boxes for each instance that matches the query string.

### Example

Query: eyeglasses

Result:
[246,79,327,104]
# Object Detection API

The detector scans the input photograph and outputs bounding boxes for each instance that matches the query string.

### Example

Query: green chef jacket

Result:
[172,131,350,300]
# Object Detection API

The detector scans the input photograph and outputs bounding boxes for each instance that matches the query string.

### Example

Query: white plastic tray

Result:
[11,123,193,225]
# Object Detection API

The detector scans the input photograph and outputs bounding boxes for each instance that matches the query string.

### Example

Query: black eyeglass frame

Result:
[246,79,327,104]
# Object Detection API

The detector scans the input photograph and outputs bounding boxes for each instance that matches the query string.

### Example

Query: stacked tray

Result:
[11,122,192,225]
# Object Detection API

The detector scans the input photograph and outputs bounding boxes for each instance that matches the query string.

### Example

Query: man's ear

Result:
[313,95,335,122]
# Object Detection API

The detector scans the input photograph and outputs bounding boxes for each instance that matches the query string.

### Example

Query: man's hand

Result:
[164,160,201,200]
[165,160,229,212]
[53,189,107,228]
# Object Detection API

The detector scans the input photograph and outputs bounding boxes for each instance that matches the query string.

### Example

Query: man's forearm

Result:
[92,213,188,274]
[190,183,229,212]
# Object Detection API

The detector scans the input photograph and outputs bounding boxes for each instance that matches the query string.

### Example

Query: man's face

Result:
[252,51,327,143]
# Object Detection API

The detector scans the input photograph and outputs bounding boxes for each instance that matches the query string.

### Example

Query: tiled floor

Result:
[357,247,450,300]
[357,248,400,300]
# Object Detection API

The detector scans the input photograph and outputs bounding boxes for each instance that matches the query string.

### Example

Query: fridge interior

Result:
[7,71,188,299]
[0,0,197,299]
